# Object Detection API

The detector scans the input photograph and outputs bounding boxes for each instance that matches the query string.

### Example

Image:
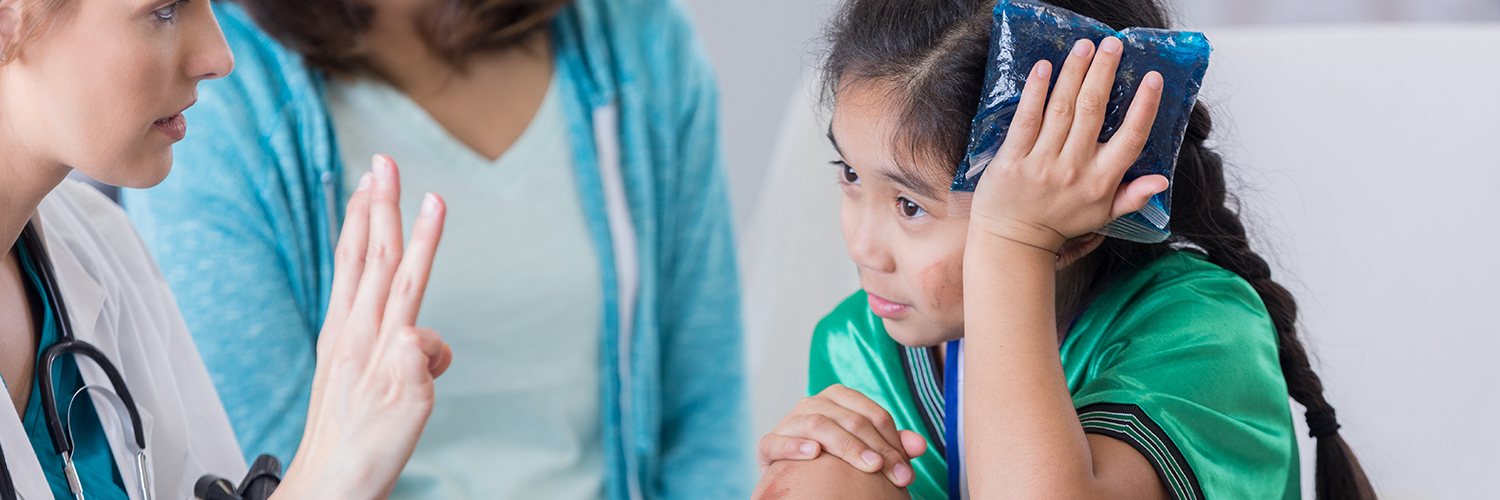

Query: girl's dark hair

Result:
[822,1,1376,498]
[233,0,567,78]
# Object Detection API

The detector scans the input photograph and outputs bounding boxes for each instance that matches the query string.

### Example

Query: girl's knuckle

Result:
[1076,93,1106,115]
[803,413,834,431]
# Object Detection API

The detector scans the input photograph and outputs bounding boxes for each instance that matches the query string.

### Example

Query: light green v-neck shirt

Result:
[328,73,605,500]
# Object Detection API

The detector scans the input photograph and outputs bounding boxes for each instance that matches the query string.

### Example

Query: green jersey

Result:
[808,251,1298,500]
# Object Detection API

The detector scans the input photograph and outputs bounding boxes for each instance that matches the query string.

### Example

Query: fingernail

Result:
[894,464,912,484]
[420,193,439,216]
[799,442,818,457]
[372,155,390,179]
[1034,60,1051,78]
[1101,36,1122,54]
[355,172,372,192]
[1145,71,1163,90]
[862,450,881,467]
[1072,39,1091,57]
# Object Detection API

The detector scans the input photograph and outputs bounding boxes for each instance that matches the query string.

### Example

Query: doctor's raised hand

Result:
[271,154,452,499]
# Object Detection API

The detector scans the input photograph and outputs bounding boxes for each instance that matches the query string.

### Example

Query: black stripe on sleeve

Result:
[1077,403,1204,500]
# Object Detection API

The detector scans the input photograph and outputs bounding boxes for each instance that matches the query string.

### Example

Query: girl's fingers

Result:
[1099,71,1164,171]
[324,173,373,335]
[347,154,405,344]
[379,193,446,334]
[1032,38,1096,156]
[1110,174,1170,220]
[757,433,822,466]
[899,430,928,459]
[788,411,893,475]
[810,385,913,486]
[819,385,906,459]
[997,59,1053,160]
[1063,36,1124,158]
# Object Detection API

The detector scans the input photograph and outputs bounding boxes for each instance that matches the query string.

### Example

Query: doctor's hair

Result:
[233,0,567,79]
[0,0,74,65]
[821,0,1377,498]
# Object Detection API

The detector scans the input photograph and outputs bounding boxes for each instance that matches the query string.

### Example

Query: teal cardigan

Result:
[122,1,750,499]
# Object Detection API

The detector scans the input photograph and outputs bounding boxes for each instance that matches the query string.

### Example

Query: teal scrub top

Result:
[14,238,128,500]
[808,251,1299,500]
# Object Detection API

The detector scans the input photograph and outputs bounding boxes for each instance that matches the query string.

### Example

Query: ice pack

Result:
[949,0,1212,243]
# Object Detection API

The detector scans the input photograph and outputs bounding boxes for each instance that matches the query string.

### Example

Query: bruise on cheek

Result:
[919,254,964,314]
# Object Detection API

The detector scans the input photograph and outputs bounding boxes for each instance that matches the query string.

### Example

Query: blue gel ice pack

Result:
[949,0,1212,243]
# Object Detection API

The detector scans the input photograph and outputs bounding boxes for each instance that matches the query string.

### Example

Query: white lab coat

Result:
[1,180,246,499]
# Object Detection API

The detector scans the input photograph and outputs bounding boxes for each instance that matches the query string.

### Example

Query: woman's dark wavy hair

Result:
[233,0,568,78]
[822,1,1377,498]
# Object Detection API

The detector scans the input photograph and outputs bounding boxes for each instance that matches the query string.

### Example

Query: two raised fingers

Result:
[378,192,445,336]
[322,155,448,361]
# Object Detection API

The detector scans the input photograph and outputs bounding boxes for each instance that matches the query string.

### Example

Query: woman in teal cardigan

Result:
[122,1,748,499]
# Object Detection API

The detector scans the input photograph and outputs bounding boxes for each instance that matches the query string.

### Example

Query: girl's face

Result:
[0,0,232,188]
[831,83,969,348]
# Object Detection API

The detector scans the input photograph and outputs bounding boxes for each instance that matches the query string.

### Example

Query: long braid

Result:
[1169,104,1377,500]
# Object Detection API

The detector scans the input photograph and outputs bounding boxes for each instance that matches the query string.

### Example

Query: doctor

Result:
[0,0,452,499]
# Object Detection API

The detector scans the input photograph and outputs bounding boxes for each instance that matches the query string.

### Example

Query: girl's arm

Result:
[961,36,1170,499]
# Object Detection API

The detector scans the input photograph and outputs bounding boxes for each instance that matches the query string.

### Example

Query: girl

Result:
[0,0,450,497]
[121,0,747,498]
[754,0,1376,498]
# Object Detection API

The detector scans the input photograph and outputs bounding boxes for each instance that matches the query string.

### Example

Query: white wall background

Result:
[680,0,1500,226]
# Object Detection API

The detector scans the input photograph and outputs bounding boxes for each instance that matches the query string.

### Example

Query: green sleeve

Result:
[808,292,949,500]
[1064,255,1300,500]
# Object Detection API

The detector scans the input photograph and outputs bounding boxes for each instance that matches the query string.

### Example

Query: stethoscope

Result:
[1,222,153,500]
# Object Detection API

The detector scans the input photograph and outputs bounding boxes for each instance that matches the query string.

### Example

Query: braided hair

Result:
[822,0,1377,498]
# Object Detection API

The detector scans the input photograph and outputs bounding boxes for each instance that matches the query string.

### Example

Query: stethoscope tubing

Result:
[21,223,148,454]
[0,223,152,500]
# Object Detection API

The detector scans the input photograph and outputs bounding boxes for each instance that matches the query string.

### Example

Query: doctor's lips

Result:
[866,292,912,319]
[152,100,194,141]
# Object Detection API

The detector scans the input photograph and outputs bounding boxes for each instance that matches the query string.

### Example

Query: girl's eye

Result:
[837,161,860,184]
[154,0,188,21]
[898,197,927,218]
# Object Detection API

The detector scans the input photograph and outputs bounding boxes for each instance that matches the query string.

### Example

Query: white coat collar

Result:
[33,209,155,500]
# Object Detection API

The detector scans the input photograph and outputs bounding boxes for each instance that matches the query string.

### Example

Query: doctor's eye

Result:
[898,197,927,218]
[834,161,860,184]
[154,0,190,22]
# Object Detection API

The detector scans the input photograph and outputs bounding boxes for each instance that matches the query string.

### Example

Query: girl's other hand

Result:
[758,384,929,488]
[272,154,451,499]
[968,36,1168,254]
